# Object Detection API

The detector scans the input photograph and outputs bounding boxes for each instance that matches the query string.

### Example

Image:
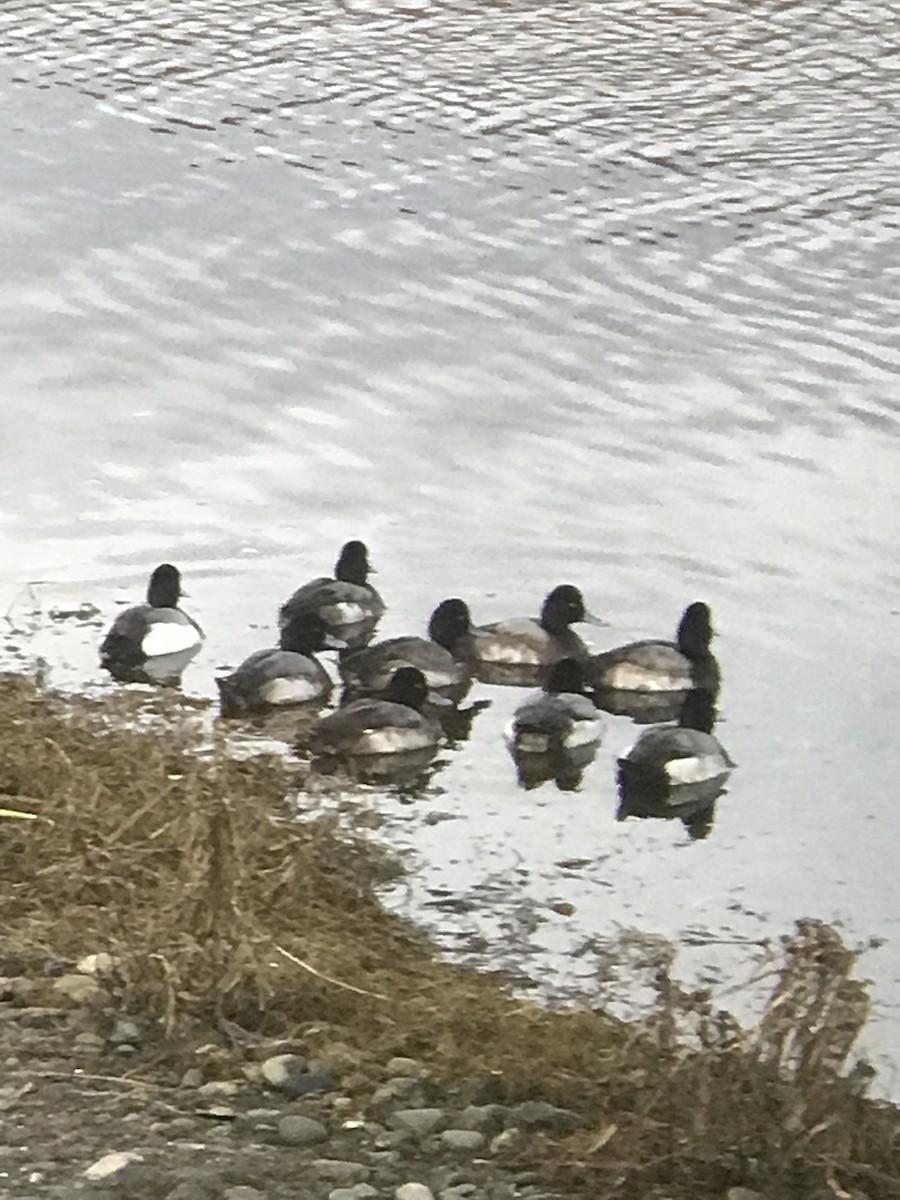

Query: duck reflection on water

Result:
[616,688,735,840]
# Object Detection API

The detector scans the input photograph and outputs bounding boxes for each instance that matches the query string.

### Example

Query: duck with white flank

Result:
[100,564,203,681]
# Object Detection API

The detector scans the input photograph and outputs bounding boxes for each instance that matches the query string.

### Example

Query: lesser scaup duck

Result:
[506,657,604,755]
[278,541,385,646]
[617,689,734,797]
[216,611,339,718]
[585,601,719,693]
[312,665,444,756]
[338,598,472,701]
[100,564,203,675]
[458,584,602,668]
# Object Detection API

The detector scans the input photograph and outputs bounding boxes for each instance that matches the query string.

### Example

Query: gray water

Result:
[1,0,899,1089]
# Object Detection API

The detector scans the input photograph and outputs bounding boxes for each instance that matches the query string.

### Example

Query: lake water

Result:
[1,0,898,1091]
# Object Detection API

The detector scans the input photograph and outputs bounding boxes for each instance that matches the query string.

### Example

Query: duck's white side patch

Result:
[261,677,322,706]
[359,728,434,754]
[514,731,552,754]
[142,621,202,658]
[563,718,603,748]
[665,755,726,785]
[604,662,689,692]
[324,601,368,624]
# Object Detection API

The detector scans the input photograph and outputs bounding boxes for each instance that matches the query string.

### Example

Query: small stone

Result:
[452,1104,508,1134]
[180,1068,204,1089]
[331,1096,354,1112]
[73,1032,105,1053]
[371,1077,431,1107]
[328,1187,378,1200]
[197,1080,240,1098]
[440,1129,485,1152]
[223,1188,266,1200]
[727,1191,764,1200]
[77,952,117,975]
[489,1129,520,1154]
[83,1151,144,1181]
[395,1186,436,1200]
[52,973,103,1005]
[313,1160,371,1185]
[376,1129,412,1150]
[260,1052,308,1086]
[385,1056,422,1076]
[110,1018,142,1045]
[278,1114,329,1146]
[388,1107,444,1137]
[167,1116,201,1136]
[437,1186,476,1200]
[509,1100,581,1132]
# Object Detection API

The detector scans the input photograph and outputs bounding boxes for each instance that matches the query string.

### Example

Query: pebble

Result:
[223,1188,267,1200]
[313,1159,371,1185]
[73,1032,105,1053]
[77,952,117,975]
[52,973,103,1005]
[83,1151,144,1182]
[452,1104,508,1134]
[385,1057,422,1076]
[727,1191,765,1200]
[260,1053,337,1097]
[277,1114,329,1146]
[395,1186,436,1200]
[509,1100,581,1132]
[440,1129,485,1152]
[371,1077,431,1107]
[328,1186,378,1200]
[489,1129,520,1155]
[388,1108,444,1137]
[197,1080,240,1098]
[260,1053,308,1087]
[180,1068,204,1089]
[437,1186,477,1200]
[110,1018,142,1045]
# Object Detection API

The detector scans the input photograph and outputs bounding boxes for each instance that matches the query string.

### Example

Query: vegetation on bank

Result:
[2,674,898,1199]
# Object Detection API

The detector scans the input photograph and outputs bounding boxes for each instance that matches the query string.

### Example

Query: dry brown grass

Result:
[2,673,899,1199]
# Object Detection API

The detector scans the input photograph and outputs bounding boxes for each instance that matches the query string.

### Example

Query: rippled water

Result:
[1,0,899,1088]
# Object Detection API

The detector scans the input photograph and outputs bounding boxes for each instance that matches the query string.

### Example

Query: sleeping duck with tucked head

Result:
[311,665,446,757]
[216,611,341,718]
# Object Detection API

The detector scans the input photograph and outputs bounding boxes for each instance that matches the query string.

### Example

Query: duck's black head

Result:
[540,584,586,634]
[428,598,472,651]
[544,656,587,695]
[676,602,714,658]
[335,540,372,586]
[385,665,429,711]
[146,563,183,608]
[279,609,333,655]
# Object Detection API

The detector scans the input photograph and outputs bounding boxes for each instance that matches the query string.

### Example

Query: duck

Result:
[585,601,719,693]
[278,540,385,646]
[616,688,734,797]
[458,584,602,668]
[100,564,203,674]
[311,665,445,756]
[215,611,339,717]
[506,657,604,755]
[338,598,472,701]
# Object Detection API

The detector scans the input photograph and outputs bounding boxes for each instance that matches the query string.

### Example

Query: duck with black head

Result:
[100,563,204,682]
[338,597,473,703]
[279,540,385,650]
[585,601,719,695]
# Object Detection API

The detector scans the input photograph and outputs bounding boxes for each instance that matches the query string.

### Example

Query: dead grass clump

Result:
[2,674,900,1199]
